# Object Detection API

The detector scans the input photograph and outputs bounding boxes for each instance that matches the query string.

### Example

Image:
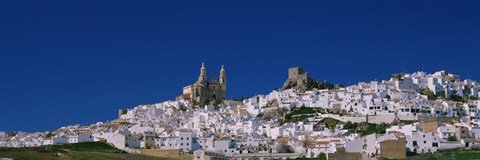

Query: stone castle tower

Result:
[282,67,341,92]
[177,63,226,104]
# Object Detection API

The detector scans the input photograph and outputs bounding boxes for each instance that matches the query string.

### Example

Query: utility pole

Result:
[401,62,404,75]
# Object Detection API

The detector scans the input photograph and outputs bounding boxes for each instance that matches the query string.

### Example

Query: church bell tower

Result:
[197,63,207,84]
[219,65,227,93]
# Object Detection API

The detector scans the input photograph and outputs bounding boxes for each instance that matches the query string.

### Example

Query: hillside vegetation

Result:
[0,142,168,160]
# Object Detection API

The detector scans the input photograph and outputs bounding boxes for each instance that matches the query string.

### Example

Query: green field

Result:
[0,142,171,160]
[407,149,480,160]
[0,150,167,160]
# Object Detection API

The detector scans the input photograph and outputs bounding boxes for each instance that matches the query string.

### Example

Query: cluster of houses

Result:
[1,70,480,159]
[246,71,479,119]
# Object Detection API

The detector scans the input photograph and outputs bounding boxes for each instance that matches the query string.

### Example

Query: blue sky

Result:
[1,0,479,132]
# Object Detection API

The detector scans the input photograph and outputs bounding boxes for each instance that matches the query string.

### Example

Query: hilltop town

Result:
[1,64,480,159]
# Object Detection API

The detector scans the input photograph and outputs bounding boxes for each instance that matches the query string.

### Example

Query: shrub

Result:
[421,88,437,100]
[277,143,294,153]
[450,95,466,102]
[322,118,341,129]
[447,136,458,141]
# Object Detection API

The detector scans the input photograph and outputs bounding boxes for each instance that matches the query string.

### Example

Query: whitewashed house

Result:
[405,131,440,154]
[106,132,141,149]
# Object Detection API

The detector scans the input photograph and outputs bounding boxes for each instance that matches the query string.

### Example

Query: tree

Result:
[385,95,391,100]
[450,95,466,102]
[277,143,294,153]
[318,152,327,160]
[256,113,264,118]
[343,121,358,131]
[322,117,341,130]
[421,88,437,100]
[45,132,55,138]
[447,136,458,141]
[463,86,472,96]
[213,105,220,110]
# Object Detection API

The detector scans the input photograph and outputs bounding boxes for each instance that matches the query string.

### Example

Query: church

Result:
[177,63,226,104]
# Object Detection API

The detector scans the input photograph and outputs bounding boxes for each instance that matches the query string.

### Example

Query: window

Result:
[413,141,418,146]
[424,141,426,144]
[181,137,183,140]
[187,137,189,140]
[181,143,183,146]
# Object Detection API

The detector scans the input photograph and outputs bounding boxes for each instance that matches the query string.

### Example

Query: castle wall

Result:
[288,67,303,79]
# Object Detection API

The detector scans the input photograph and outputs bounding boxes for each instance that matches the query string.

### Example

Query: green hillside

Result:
[0,142,170,160]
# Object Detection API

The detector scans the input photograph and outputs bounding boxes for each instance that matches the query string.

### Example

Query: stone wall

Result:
[380,138,406,159]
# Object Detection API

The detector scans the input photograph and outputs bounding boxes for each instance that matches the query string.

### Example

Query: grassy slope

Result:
[0,142,171,160]
[140,149,193,160]
[0,151,166,160]
[407,149,480,160]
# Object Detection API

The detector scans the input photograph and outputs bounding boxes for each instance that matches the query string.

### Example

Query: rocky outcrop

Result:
[260,107,289,121]
[281,67,342,92]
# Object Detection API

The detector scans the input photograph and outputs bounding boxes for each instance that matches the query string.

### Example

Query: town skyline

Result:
[2,2,480,159]
[2,64,480,159]
[0,66,476,133]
